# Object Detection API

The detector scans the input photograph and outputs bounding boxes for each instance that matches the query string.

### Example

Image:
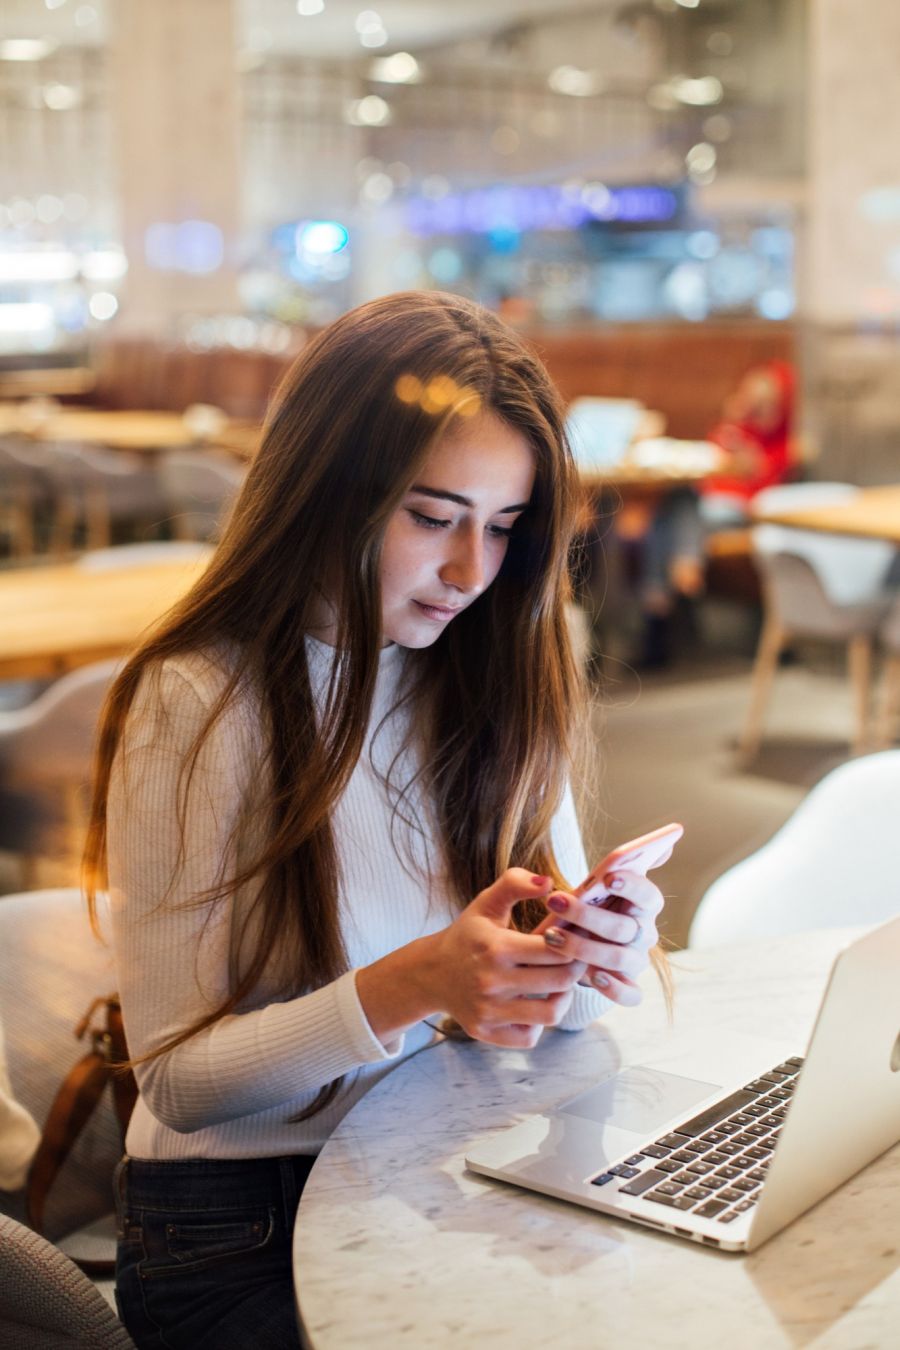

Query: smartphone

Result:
[574,822,684,908]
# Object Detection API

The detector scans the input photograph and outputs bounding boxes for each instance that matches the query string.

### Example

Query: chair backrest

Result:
[0,659,120,781]
[0,889,121,1241]
[752,482,896,606]
[880,593,900,652]
[688,750,900,948]
[0,1213,135,1348]
[158,449,246,539]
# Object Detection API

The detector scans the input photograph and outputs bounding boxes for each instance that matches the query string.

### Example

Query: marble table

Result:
[293,928,900,1349]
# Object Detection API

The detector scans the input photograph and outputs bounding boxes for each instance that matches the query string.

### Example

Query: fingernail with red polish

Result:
[547,893,569,914]
[531,875,549,887]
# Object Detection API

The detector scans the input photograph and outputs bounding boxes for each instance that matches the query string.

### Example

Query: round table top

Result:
[293,927,900,1350]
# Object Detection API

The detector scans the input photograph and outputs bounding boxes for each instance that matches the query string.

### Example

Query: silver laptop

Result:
[465,914,900,1252]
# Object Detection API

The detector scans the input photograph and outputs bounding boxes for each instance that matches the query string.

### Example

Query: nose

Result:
[439,525,484,595]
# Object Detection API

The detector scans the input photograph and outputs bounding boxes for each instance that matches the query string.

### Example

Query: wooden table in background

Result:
[755,485,900,544]
[0,367,96,400]
[0,405,259,457]
[0,553,209,678]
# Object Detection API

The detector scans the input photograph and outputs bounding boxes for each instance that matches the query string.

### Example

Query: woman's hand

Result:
[418,869,587,1049]
[531,870,664,1007]
[356,869,588,1047]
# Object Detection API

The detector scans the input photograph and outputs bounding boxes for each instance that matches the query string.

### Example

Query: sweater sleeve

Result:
[549,778,612,1032]
[107,659,401,1136]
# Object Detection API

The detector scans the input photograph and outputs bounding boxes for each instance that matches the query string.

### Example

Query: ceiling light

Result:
[369,52,421,83]
[89,292,118,321]
[42,83,82,111]
[360,173,394,205]
[686,142,716,174]
[548,66,602,97]
[1,39,56,61]
[297,0,324,13]
[345,95,391,127]
[355,10,383,33]
[673,75,722,106]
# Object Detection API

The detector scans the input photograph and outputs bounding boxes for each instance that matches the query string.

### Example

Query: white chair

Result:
[688,750,900,947]
[0,659,119,880]
[158,448,246,541]
[0,890,121,1245]
[740,483,896,758]
[0,1214,135,1348]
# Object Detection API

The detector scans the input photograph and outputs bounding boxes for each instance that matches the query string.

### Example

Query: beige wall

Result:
[111,0,242,330]
[802,0,900,482]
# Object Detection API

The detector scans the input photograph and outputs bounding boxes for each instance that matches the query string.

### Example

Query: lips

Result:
[413,600,463,621]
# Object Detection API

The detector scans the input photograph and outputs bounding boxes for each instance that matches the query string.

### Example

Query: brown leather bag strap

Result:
[25,1047,110,1235]
[105,997,138,1135]
[25,995,138,1244]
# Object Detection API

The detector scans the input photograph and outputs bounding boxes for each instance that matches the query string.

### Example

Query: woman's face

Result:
[380,410,536,648]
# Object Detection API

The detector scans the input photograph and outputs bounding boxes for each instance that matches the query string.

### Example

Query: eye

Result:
[487,523,514,539]
[409,508,452,530]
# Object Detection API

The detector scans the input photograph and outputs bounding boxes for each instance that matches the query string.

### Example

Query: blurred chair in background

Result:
[0,437,166,556]
[0,440,43,560]
[0,889,121,1269]
[739,482,896,759]
[875,594,900,748]
[0,660,119,885]
[43,442,168,554]
[158,448,246,541]
[0,437,57,559]
[0,1214,135,1349]
[688,750,900,947]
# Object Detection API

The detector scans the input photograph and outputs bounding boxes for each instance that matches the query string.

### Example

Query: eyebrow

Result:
[408,484,530,513]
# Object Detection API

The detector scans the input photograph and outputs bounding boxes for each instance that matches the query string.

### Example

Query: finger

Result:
[500,928,581,966]
[469,868,551,925]
[581,970,644,1007]
[602,871,665,918]
[497,991,575,1026]
[551,900,642,947]
[541,926,646,977]
[476,1023,545,1049]
[501,961,587,997]
[466,991,574,1037]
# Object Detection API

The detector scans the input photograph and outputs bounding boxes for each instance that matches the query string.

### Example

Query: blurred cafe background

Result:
[1,0,900,950]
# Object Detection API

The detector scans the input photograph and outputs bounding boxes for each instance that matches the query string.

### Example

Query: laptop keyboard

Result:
[589,1056,804,1226]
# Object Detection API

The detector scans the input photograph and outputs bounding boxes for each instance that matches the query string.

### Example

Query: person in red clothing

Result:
[702,358,796,518]
[635,358,796,666]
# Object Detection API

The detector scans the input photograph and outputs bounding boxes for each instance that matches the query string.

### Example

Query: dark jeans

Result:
[114,1154,316,1350]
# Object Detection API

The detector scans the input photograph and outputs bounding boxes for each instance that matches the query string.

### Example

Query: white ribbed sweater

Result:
[107,638,606,1159]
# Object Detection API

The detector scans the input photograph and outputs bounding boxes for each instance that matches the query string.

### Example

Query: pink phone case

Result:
[574,822,684,907]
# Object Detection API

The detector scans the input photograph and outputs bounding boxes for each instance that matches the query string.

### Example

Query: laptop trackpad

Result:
[560,1067,721,1134]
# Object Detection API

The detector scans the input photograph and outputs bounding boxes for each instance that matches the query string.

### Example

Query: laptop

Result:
[564,397,645,471]
[465,914,900,1252]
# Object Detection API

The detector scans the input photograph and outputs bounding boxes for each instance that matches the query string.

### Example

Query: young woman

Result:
[85,291,666,1349]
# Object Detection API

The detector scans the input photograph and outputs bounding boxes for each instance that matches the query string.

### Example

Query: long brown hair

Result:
[85,291,654,1115]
